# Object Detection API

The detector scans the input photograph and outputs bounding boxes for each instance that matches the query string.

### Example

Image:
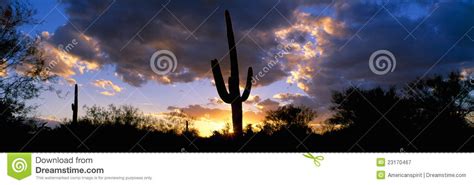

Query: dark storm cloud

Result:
[296,1,474,105]
[47,0,474,110]
[48,0,301,86]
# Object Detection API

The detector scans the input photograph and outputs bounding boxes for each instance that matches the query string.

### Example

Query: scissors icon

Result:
[303,153,324,167]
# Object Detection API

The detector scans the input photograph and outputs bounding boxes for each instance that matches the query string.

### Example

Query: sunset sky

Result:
[23,0,474,136]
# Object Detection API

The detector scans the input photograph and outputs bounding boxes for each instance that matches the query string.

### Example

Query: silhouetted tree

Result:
[328,72,473,151]
[244,124,254,137]
[263,105,317,134]
[404,72,473,122]
[82,104,146,126]
[403,72,473,150]
[327,87,410,151]
[329,87,399,126]
[0,1,53,151]
[0,0,52,105]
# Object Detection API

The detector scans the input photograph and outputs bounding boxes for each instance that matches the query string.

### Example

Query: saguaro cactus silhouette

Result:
[185,120,189,134]
[71,84,78,124]
[210,10,253,136]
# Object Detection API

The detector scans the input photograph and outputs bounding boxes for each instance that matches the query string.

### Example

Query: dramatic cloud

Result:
[92,79,123,96]
[45,0,474,113]
[46,0,300,87]
[40,31,99,84]
[273,1,474,107]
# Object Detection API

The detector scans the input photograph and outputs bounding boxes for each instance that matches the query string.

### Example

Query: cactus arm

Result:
[241,67,253,101]
[211,59,233,103]
[225,10,239,78]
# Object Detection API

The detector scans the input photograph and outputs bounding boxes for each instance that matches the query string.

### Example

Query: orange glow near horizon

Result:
[146,108,265,137]
[193,117,261,137]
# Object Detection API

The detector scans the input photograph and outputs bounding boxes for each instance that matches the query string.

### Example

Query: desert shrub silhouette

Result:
[2,71,472,152]
[327,72,473,152]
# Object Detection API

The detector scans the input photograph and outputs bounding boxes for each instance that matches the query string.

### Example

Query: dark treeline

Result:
[1,72,473,152]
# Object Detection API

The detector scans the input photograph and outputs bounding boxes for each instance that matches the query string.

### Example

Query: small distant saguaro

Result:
[210,10,253,137]
[71,84,78,124]
[185,120,189,134]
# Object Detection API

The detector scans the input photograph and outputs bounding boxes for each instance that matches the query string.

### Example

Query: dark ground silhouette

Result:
[1,72,472,152]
